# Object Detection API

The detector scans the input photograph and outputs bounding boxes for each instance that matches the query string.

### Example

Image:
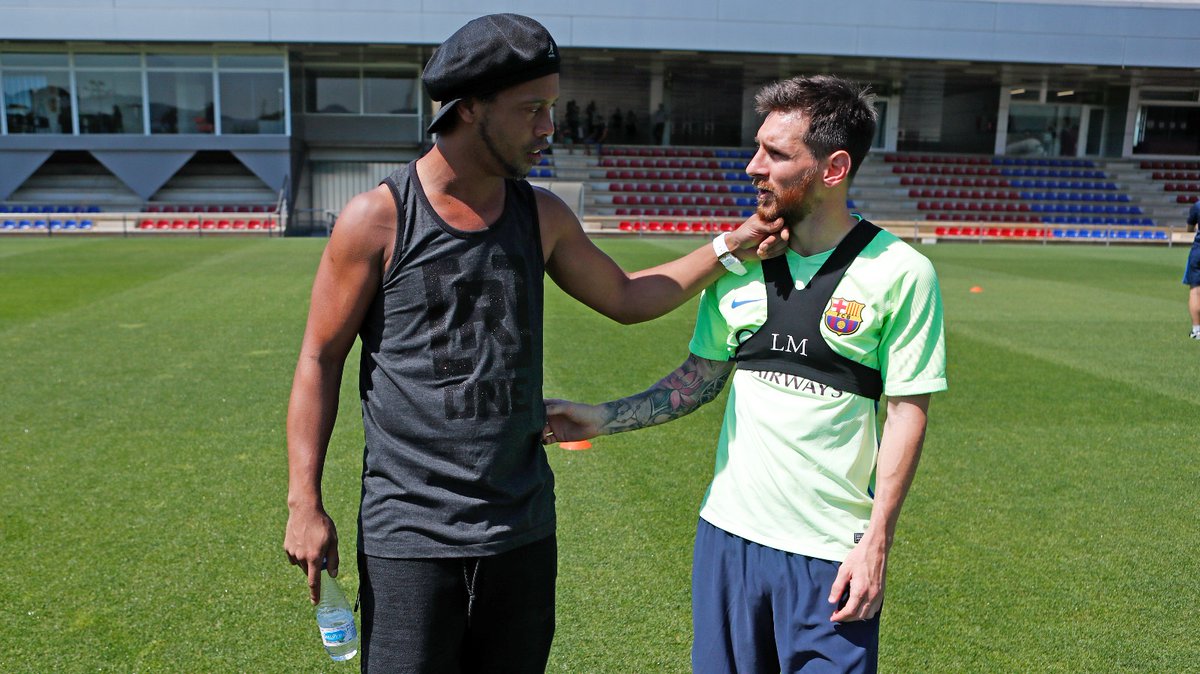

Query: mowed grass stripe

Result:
[895,328,1196,672]
[929,243,1199,405]
[2,239,333,672]
[0,238,283,334]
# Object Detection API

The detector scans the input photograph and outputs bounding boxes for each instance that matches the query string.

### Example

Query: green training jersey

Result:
[688,228,947,562]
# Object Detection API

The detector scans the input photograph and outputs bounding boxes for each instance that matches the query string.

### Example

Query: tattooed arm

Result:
[544,354,734,443]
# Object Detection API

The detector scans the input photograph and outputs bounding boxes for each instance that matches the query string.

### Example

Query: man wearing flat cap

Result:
[284,13,785,672]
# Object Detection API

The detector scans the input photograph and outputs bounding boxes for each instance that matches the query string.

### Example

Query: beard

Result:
[478,116,530,179]
[755,195,813,227]
[754,167,819,227]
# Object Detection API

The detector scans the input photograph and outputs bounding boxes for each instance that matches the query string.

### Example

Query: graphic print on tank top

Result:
[422,251,535,422]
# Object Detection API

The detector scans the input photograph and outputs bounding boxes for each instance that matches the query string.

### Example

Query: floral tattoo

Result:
[599,355,733,434]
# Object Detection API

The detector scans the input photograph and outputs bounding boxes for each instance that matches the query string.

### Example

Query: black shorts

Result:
[358,535,557,673]
[1184,243,1200,286]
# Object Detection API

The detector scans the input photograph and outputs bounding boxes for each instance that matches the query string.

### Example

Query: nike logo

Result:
[731,298,765,309]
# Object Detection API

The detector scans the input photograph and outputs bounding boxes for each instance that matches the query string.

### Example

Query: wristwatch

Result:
[712,233,748,276]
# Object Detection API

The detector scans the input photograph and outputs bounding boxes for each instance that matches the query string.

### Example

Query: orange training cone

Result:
[558,440,592,451]
[969,285,983,293]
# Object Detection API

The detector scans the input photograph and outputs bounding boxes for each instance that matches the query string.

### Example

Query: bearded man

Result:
[547,74,947,674]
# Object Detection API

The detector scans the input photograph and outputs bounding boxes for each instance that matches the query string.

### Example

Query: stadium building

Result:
[1,0,1198,238]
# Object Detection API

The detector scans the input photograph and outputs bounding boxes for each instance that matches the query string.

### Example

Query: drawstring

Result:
[463,558,482,621]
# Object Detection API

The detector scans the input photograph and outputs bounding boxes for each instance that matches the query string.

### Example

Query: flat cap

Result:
[423,14,560,133]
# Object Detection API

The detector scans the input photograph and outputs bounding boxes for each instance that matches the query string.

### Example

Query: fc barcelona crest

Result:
[824,297,865,336]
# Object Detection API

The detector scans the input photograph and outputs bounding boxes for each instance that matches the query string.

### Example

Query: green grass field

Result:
[2,236,1198,672]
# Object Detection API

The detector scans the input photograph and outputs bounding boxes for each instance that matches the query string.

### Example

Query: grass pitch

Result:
[1,236,1197,672]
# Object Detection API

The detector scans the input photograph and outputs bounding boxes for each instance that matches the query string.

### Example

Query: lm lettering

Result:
[769,333,808,356]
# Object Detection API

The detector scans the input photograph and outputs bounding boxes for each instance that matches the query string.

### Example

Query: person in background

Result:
[564,99,579,144]
[1185,199,1200,339]
[652,103,667,144]
[282,13,787,673]
[547,74,947,674]
[584,116,607,156]
[609,107,624,143]
[624,109,638,142]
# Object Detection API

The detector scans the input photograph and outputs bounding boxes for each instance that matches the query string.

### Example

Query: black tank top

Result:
[733,220,884,400]
[357,163,553,558]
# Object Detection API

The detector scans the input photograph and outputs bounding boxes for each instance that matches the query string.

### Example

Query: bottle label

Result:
[320,622,357,647]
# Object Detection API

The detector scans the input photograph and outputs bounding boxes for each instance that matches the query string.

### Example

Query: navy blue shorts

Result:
[1184,243,1200,286]
[692,519,879,674]
[358,535,556,673]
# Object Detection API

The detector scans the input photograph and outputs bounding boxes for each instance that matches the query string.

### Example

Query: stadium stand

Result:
[1,150,283,236]
[574,146,1187,244]
[2,143,1186,244]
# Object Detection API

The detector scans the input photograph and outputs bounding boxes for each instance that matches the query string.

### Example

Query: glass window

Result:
[3,69,72,134]
[1,53,69,67]
[220,71,285,134]
[146,54,212,69]
[1006,103,1082,157]
[218,55,284,69]
[75,53,141,68]
[306,70,360,114]
[2,50,288,136]
[148,71,214,134]
[363,72,417,114]
[1134,105,1200,155]
[77,71,144,134]
[872,100,888,149]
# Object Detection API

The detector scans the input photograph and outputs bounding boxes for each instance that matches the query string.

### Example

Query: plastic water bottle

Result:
[316,566,358,661]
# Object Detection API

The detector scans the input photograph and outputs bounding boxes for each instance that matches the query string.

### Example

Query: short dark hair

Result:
[754,75,877,179]
[433,90,499,135]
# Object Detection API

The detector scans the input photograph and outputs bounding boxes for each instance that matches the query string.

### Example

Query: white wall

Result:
[1,1,1198,68]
